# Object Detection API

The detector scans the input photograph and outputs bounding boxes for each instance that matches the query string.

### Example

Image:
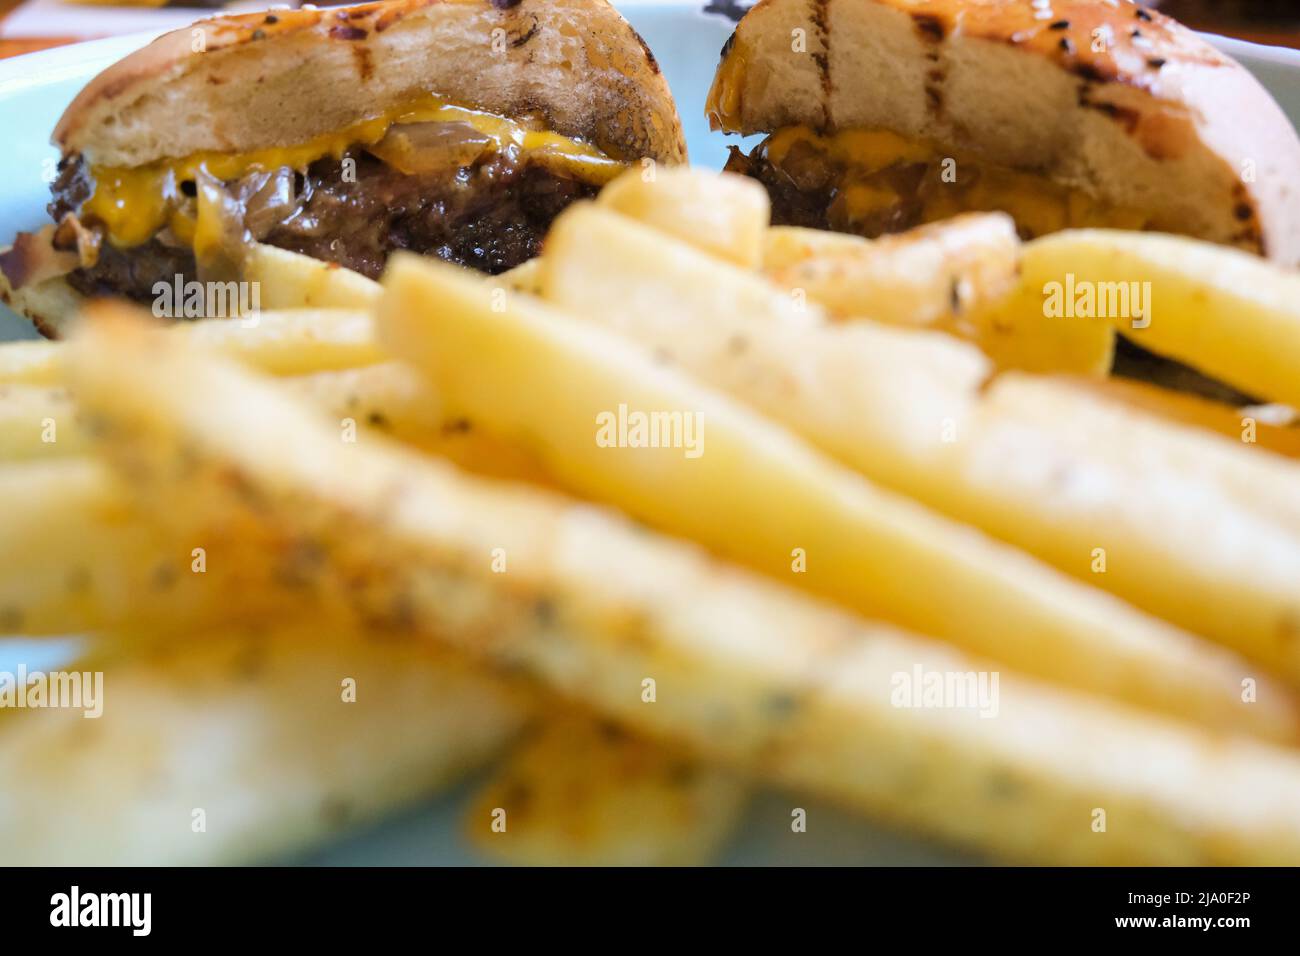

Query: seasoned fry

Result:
[382,255,1289,738]
[0,458,315,635]
[1019,229,1300,407]
[0,360,554,493]
[0,621,527,865]
[599,168,770,268]
[0,382,87,459]
[281,363,555,484]
[466,714,747,865]
[0,308,385,386]
[540,206,1300,684]
[0,368,444,463]
[61,309,1300,864]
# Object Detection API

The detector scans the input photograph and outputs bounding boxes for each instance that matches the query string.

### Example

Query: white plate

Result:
[1,2,1297,865]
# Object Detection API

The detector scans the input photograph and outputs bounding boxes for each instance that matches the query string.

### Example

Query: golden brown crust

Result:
[708,0,1300,266]
[892,0,1223,90]
[54,1,442,149]
[55,0,686,166]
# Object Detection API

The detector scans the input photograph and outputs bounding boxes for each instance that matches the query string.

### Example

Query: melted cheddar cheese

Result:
[754,124,1147,239]
[82,96,627,249]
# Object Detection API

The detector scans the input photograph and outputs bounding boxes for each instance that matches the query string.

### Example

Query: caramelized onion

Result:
[366,121,495,175]
[242,167,297,239]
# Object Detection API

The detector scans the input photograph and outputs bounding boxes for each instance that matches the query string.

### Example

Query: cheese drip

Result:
[82,96,627,249]
[756,125,1148,239]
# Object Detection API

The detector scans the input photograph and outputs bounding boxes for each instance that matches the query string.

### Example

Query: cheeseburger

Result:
[706,0,1300,266]
[1,0,685,334]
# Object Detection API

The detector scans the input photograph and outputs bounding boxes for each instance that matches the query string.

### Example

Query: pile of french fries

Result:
[2,167,1300,865]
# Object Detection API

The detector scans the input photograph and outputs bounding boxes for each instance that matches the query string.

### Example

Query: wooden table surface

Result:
[1,0,1298,60]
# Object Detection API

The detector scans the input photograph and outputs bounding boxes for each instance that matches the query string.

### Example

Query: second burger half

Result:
[707,0,1300,266]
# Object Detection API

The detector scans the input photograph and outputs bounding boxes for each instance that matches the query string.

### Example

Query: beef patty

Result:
[723,142,931,239]
[48,144,600,303]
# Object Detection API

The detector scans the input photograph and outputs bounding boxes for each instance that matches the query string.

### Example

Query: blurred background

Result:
[1,0,1299,60]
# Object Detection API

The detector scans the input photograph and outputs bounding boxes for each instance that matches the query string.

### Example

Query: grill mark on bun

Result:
[1077,82,1140,135]
[809,0,831,128]
[511,16,541,48]
[912,13,944,42]
[1231,181,1262,247]
[329,24,369,41]
[914,11,946,118]
[491,0,523,9]
[373,6,406,31]
[925,65,945,117]
[354,43,374,80]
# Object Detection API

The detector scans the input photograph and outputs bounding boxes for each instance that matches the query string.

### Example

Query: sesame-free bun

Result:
[55,0,686,167]
[707,0,1300,266]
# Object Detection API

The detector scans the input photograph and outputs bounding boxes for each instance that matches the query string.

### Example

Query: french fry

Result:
[759,214,1118,374]
[0,308,385,386]
[0,382,87,459]
[497,259,543,297]
[936,373,1300,682]
[760,215,1109,375]
[599,168,770,269]
[1019,229,1300,407]
[382,254,1288,739]
[0,339,62,386]
[0,360,556,497]
[762,226,877,270]
[1063,375,1300,461]
[541,204,988,495]
[762,214,1019,328]
[0,458,320,636]
[540,206,1300,685]
[466,713,747,865]
[280,363,555,484]
[176,308,386,376]
[0,620,527,864]
[0,339,711,864]
[953,266,1116,376]
[243,243,381,311]
[0,362,449,463]
[61,309,1300,864]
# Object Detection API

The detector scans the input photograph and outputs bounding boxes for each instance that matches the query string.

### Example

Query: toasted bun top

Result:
[708,0,1300,266]
[55,0,686,167]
